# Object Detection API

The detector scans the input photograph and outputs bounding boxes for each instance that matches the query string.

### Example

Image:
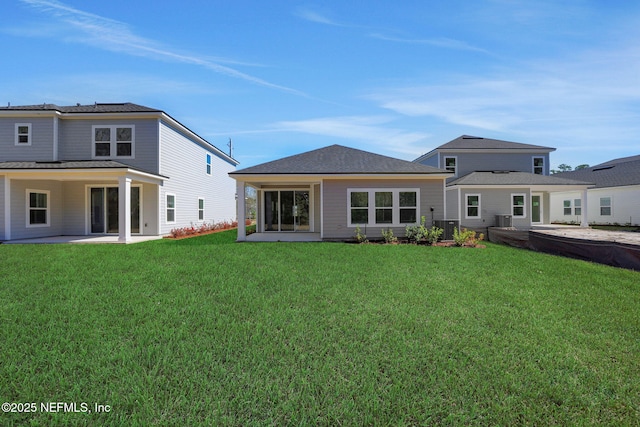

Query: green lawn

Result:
[1,230,639,426]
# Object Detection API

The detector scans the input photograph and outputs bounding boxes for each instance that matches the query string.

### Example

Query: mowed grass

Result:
[1,230,639,426]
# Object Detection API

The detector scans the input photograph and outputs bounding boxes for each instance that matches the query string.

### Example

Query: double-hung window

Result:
[512,194,526,217]
[206,154,212,175]
[15,123,32,145]
[533,157,545,175]
[92,125,134,159]
[600,197,611,216]
[26,189,49,227]
[466,194,481,218]
[348,189,419,226]
[198,198,205,221]
[443,156,457,176]
[563,200,572,215]
[574,199,582,216]
[166,194,176,223]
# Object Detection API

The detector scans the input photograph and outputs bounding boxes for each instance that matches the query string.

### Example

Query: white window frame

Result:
[15,123,32,146]
[511,193,527,218]
[563,199,572,216]
[574,198,582,216]
[206,154,212,175]
[599,196,612,216]
[532,156,545,175]
[443,156,457,177]
[166,194,176,224]
[198,197,205,221]
[91,125,135,159]
[26,189,50,228]
[347,188,420,227]
[465,194,481,219]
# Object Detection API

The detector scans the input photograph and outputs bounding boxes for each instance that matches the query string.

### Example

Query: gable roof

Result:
[448,171,593,187]
[231,145,450,176]
[437,135,555,151]
[553,155,640,188]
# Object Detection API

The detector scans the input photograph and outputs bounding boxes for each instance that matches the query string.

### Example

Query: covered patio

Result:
[2,235,163,244]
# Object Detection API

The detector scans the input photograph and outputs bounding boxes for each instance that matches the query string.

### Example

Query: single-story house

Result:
[550,155,640,226]
[229,144,452,241]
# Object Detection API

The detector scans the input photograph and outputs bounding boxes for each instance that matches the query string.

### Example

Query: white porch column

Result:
[118,176,132,243]
[236,180,246,241]
[4,176,11,241]
[580,188,589,227]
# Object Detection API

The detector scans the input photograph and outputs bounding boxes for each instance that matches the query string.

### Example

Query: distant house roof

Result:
[231,144,451,176]
[448,171,593,187]
[553,155,640,188]
[437,135,555,151]
[0,102,161,113]
[414,135,555,162]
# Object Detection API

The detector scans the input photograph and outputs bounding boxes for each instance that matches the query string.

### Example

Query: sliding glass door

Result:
[90,186,141,234]
[263,190,310,232]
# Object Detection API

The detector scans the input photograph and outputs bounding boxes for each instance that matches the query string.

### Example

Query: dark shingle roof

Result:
[448,171,593,186]
[436,135,555,151]
[553,156,640,188]
[0,103,161,113]
[0,160,165,177]
[231,145,450,175]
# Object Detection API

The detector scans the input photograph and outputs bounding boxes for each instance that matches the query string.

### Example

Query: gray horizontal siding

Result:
[457,188,531,229]
[58,118,159,173]
[0,176,4,240]
[436,152,550,179]
[159,121,236,235]
[9,179,63,240]
[322,178,445,240]
[0,117,55,161]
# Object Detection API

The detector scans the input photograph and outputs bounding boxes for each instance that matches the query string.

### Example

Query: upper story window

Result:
[533,157,545,175]
[15,123,32,146]
[92,125,135,159]
[206,154,212,175]
[443,156,457,176]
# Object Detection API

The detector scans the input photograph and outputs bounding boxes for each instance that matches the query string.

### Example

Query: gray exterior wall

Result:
[59,118,160,173]
[158,121,236,234]
[0,117,55,161]
[0,176,4,240]
[453,188,532,229]
[419,152,550,180]
[322,178,445,240]
[9,179,63,240]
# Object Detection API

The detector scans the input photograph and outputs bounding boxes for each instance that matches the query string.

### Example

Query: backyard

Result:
[1,230,639,426]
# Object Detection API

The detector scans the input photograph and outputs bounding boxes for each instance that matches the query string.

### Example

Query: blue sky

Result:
[2,0,639,169]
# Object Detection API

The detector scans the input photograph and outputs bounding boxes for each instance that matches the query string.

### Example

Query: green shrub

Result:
[381,228,398,244]
[354,225,368,244]
[405,216,443,245]
[453,227,484,247]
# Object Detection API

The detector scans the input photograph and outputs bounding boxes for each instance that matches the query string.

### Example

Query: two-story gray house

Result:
[0,103,238,242]
[414,135,593,230]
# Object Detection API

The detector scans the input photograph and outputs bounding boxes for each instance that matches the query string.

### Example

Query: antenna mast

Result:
[227,138,233,158]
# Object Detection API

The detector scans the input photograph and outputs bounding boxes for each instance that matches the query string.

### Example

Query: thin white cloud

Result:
[295,8,344,27]
[17,0,307,97]
[369,33,490,54]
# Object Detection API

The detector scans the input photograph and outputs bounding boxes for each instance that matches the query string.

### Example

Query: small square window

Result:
[15,123,32,145]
